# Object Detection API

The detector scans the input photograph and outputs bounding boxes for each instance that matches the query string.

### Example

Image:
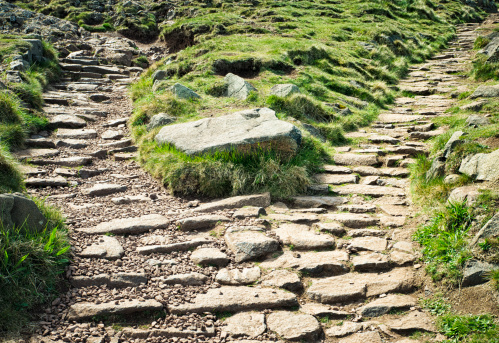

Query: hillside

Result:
[1,1,499,342]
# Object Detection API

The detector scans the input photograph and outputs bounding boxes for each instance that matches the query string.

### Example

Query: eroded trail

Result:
[21,21,481,343]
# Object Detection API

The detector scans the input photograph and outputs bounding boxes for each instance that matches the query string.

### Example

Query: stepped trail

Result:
[17,18,485,343]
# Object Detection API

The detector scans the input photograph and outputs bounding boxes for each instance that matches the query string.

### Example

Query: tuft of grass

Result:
[438,314,499,343]
[0,201,68,334]
[0,144,24,193]
[414,201,473,285]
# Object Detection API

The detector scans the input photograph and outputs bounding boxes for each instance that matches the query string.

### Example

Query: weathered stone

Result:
[462,259,499,286]
[267,312,321,341]
[337,331,383,343]
[194,193,271,212]
[387,311,437,332]
[68,299,163,321]
[353,167,410,177]
[0,193,46,233]
[471,213,499,245]
[323,213,379,228]
[470,84,499,98]
[156,108,301,156]
[379,214,406,228]
[352,252,390,272]
[71,273,147,288]
[216,267,261,285]
[190,248,229,267]
[448,185,480,206]
[347,229,386,237]
[49,115,87,129]
[306,268,413,303]
[146,113,176,130]
[78,236,124,260]
[368,135,400,144]
[314,174,359,185]
[466,115,491,128]
[313,222,346,236]
[153,272,208,286]
[332,184,405,197]
[177,215,230,231]
[426,157,445,180]
[168,286,297,314]
[325,322,363,337]
[337,204,377,213]
[443,131,464,158]
[292,196,348,208]
[334,153,379,166]
[78,214,170,235]
[223,312,266,338]
[81,183,126,196]
[233,206,266,219]
[273,223,335,250]
[379,205,411,217]
[300,303,350,318]
[459,149,499,181]
[270,84,300,97]
[360,294,416,317]
[390,250,416,266]
[349,237,388,252]
[137,238,213,254]
[15,148,59,160]
[260,251,349,275]
[25,177,68,187]
[261,270,302,291]
[56,129,97,139]
[169,83,201,99]
[268,213,319,223]
[99,139,132,149]
[225,230,279,262]
[323,165,353,174]
[101,130,123,140]
[56,139,89,149]
[225,73,257,99]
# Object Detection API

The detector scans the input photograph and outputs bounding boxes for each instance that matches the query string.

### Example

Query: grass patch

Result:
[0,200,68,334]
[414,201,473,285]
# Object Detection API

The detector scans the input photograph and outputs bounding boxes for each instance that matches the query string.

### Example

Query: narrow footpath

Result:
[20,20,481,343]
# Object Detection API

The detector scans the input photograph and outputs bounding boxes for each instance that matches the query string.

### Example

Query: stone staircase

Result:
[21,23,480,343]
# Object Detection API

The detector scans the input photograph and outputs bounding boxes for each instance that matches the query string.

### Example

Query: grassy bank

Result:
[0,34,61,193]
[0,35,69,335]
[130,0,486,198]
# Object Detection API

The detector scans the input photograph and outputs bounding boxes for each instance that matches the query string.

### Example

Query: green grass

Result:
[414,201,473,285]
[0,199,68,334]
[130,0,486,198]
[0,145,24,193]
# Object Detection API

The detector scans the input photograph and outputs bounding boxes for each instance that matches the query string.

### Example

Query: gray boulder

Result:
[471,212,499,245]
[147,113,176,131]
[152,70,168,82]
[470,85,499,98]
[169,83,201,100]
[466,115,491,128]
[442,131,463,158]
[0,193,47,233]
[462,260,498,287]
[425,157,445,181]
[270,84,300,97]
[224,73,257,100]
[478,36,499,63]
[155,108,302,156]
[23,39,44,63]
[459,149,499,181]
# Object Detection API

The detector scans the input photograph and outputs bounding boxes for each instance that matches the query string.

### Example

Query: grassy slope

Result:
[0,36,69,336]
[130,0,486,198]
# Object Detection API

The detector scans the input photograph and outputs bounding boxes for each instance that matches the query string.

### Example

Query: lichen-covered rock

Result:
[459,149,499,181]
[146,113,176,131]
[0,193,46,233]
[224,73,257,99]
[270,84,300,97]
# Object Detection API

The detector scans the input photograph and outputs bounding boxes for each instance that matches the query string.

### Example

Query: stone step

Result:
[67,299,163,321]
[332,184,406,197]
[121,326,216,339]
[168,286,298,314]
[77,214,170,235]
[30,156,93,167]
[291,196,348,208]
[61,58,99,65]
[71,273,147,288]
[82,65,125,75]
[323,213,379,228]
[313,173,358,185]
[43,97,69,105]
[56,129,98,139]
[273,223,335,250]
[333,153,379,166]
[49,114,87,129]
[306,268,414,304]
[176,214,231,231]
[15,148,59,160]
[81,183,127,196]
[137,238,213,255]
[25,177,68,187]
[78,235,124,260]
[193,193,271,213]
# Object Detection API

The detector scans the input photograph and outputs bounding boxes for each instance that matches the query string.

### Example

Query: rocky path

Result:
[20,22,480,343]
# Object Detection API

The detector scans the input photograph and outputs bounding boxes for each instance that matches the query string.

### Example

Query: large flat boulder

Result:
[155,108,301,156]
[68,299,163,321]
[77,214,170,234]
[168,286,298,314]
